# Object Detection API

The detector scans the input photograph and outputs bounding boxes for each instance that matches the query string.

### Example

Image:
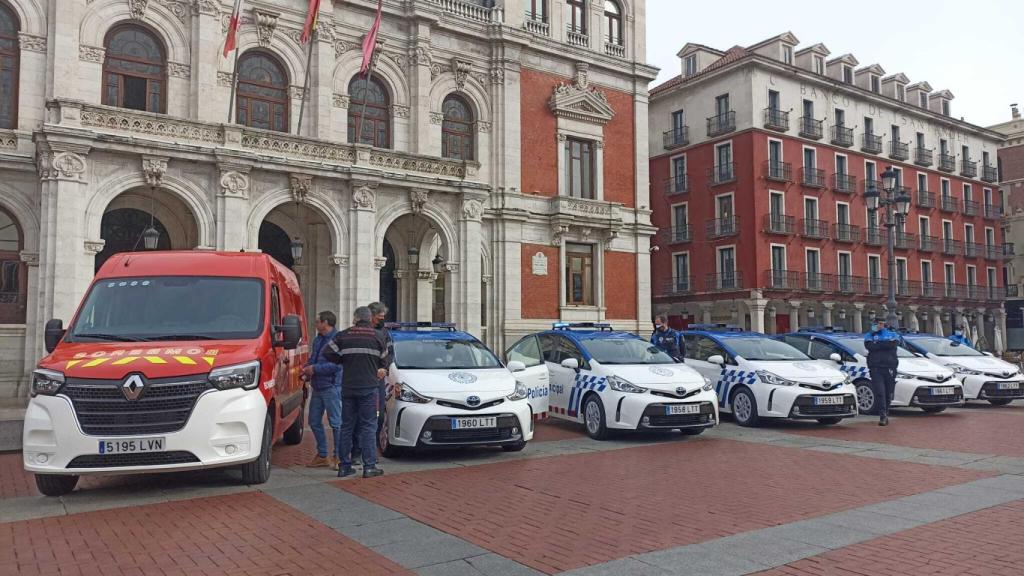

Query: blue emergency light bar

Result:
[797,326,849,333]
[687,323,743,332]
[552,322,613,331]
[385,322,457,331]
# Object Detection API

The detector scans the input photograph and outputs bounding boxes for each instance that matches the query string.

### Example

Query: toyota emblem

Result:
[675,387,687,396]
[122,374,145,401]
[822,381,832,389]
[466,395,481,407]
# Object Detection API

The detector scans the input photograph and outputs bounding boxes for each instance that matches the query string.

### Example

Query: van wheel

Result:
[241,412,273,485]
[502,440,527,452]
[817,417,843,425]
[921,406,947,414]
[35,474,78,497]
[855,381,878,415]
[282,402,304,445]
[582,395,610,440]
[731,387,760,427]
[988,398,1014,406]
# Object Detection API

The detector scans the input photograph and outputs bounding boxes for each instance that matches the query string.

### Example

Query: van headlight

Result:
[397,383,431,404]
[507,381,529,401]
[756,371,797,386]
[607,375,646,393]
[702,376,714,391]
[32,369,65,396]
[947,364,982,376]
[208,360,261,390]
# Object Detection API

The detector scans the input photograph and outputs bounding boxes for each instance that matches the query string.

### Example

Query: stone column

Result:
[908,305,920,331]
[216,164,250,251]
[747,296,768,333]
[853,303,864,333]
[331,254,350,320]
[409,22,433,155]
[976,307,987,350]
[953,306,966,334]
[46,0,85,100]
[19,251,40,395]
[310,17,335,140]
[997,308,1008,354]
[699,303,712,324]
[455,197,485,336]
[932,307,945,336]
[349,182,378,313]
[191,0,225,123]
[789,300,802,332]
[416,271,433,322]
[822,301,835,327]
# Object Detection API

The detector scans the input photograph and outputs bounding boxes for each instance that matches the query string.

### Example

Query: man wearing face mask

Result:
[864,319,900,426]
[650,315,684,361]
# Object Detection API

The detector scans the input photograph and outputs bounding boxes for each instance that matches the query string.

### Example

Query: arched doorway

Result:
[96,188,199,272]
[258,220,294,269]
[379,239,397,321]
[0,206,25,323]
[381,214,450,324]
[96,208,171,272]
[258,202,334,325]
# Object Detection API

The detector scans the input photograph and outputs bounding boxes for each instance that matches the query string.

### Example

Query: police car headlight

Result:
[507,381,529,401]
[607,375,646,393]
[397,383,431,404]
[947,364,982,376]
[896,371,915,380]
[702,376,714,392]
[755,371,797,387]
[208,360,261,391]
[31,369,65,396]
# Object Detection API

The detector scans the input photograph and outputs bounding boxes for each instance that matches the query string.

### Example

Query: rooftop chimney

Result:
[1013,103,1021,119]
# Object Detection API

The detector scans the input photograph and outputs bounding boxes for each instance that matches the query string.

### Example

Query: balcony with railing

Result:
[801,271,832,293]
[707,163,736,186]
[524,14,550,35]
[917,281,938,298]
[662,126,689,150]
[664,174,688,196]
[890,140,909,161]
[938,153,956,172]
[963,199,979,216]
[868,277,885,295]
[763,108,789,131]
[763,214,794,235]
[831,125,854,147]
[833,173,856,193]
[1004,243,1016,259]
[964,242,981,258]
[836,274,865,295]
[865,228,885,246]
[914,147,933,166]
[919,235,937,252]
[961,159,978,178]
[430,0,506,22]
[982,164,999,183]
[799,116,823,139]
[832,223,861,243]
[801,167,826,188]
[862,132,883,154]
[663,225,691,244]
[893,232,916,250]
[801,218,829,239]
[986,243,1000,260]
[895,185,912,199]
[917,190,935,208]
[988,285,1002,301]
[566,27,589,47]
[706,271,743,291]
[984,204,1002,219]
[943,283,962,299]
[942,238,963,255]
[965,284,982,301]
[1008,285,1019,298]
[706,216,739,239]
[707,111,736,137]
[764,160,792,182]
[863,178,882,194]
[765,269,798,290]
[662,278,692,296]
[940,195,958,212]
[895,280,913,297]
[604,41,625,57]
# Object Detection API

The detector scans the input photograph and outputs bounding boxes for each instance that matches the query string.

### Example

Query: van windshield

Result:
[68,276,264,342]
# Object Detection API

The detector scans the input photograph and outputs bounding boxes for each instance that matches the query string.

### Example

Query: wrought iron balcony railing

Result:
[801,167,826,188]
[832,173,856,193]
[940,195,958,212]
[706,272,743,291]
[763,214,794,235]
[664,174,688,196]
[890,140,909,161]
[917,190,935,208]
[663,127,689,150]
[763,108,789,131]
[942,238,963,255]
[764,160,792,182]
[919,235,937,252]
[831,125,854,147]
[984,204,1003,219]
[914,147,933,166]
[963,199,979,216]
[832,223,861,243]
[801,218,829,239]
[799,116,823,139]
[938,153,956,172]
[707,111,736,137]
[663,225,692,244]
[982,164,998,183]
[662,278,692,296]
[861,132,883,154]
[705,216,739,239]
[961,159,978,178]
[707,163,736,186]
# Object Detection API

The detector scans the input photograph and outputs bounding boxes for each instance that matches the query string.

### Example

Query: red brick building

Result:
[649,33,1008,347]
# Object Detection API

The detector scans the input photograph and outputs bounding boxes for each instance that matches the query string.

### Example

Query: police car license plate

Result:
[931,387,955,396]
[98,437,164,455]
[997,382,1020,390]
[814,396,845,406]
[450,417,496,430]
[665,404,700,415]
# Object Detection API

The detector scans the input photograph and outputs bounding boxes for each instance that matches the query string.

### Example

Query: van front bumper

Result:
[23,388,267,475]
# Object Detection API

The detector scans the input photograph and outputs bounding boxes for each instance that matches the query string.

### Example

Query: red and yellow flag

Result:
[300,0,321,44]
[361,0,384,74]
[222,0,244,57]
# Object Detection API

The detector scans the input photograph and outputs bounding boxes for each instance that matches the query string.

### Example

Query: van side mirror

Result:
[707,354,725,366]
[829,352,843,364]
[560,358,580,371]
[274,315,302,350]
[507,361,526,373]
[44,319,65,353]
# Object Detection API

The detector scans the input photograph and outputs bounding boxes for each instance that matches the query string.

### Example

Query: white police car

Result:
[505,323,718,440]
[682,325,856,426]
[780,328,962,414]
[378,323,539,457]
[901,333,1024,406]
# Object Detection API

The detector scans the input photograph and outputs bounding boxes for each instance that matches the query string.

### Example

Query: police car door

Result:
[684,335,732,407]
[506,335,550,417]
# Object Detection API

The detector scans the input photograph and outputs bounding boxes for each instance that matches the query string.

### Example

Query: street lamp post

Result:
[865,166,911,328]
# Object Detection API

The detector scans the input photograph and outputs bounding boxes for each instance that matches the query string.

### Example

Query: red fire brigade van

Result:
[23,251,309,496]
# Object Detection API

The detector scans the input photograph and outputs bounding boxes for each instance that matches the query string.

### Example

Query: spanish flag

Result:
[361,0,383,74]
[300,0,322,44]
[222,0,244,57]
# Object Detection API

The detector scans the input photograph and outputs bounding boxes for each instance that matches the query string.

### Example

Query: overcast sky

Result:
[645,0,1024,128]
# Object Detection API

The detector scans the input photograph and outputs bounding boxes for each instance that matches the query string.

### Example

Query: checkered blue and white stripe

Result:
[840,365,870,379]
[715,369,758,407]
[568,374,607,417]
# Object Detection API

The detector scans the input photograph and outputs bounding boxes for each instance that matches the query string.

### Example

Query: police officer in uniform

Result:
[949,328,972,348]
[650,315,685,361]
[864,319,900,426]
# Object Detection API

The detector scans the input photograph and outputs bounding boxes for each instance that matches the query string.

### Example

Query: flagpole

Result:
[296,28,316,136]
[226,46,241,124]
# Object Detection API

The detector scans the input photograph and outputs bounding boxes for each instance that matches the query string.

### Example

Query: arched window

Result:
[96,208,170,272]
[604,1,622,46]
[103,24,166,113]
[235,51,289,132]
[567,0,587,34]
[0,207,25,323]
[347,75,390,148]
[0,3,19,129]
[441,95,474,161]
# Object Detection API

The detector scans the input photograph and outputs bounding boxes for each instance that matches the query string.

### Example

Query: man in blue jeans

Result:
[302,311,343,470]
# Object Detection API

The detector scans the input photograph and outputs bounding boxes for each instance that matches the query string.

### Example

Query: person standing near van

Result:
[351,301,392,461]
[650,315,685,361]
[864,320,900,427]
[324,306,389,478]
[302,311,343,470]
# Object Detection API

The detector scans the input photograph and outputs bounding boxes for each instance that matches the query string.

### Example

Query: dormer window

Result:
[870,75,880,93]
[783,45,793,64]
[842,65,853,84]
[896,84,905,102]
[684,54,697,77]
[919,92,928,108]
[942,100,950,116]
[813,56,824,75]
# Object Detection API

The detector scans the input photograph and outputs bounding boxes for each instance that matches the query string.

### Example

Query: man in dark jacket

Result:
[864,320,900,426]
[324,307,389,478]
[351,302,392,460]
[650,315,684,360]
[302,311,342,470]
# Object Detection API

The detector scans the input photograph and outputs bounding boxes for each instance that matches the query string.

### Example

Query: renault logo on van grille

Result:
[121,374,146,401]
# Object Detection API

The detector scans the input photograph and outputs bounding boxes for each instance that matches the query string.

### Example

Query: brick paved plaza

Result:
[4,407,1024,576]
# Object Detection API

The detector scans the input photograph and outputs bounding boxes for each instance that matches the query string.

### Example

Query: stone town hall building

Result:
[0,0,657,396]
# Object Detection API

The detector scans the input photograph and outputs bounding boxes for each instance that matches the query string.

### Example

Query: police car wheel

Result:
[583,395,610,440]
[241,411,273,485]
[731,388,759,427]
[816,417,843,425]
[855,381,877,415]
[988,398,1013,406]
[378,417,404,458]
[921,406,946,413]
[34,474,78,497]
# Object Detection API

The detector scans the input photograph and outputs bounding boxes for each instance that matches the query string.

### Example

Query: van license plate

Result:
[665,404,701,415]
[814,396,844,406]
[450,417,496,430]
[98,438,165,455]
[931,387,955,396]
[998,382,1020,390]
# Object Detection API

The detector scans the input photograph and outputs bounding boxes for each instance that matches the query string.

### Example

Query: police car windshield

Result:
[835,337,915,358]
[578,337,676,364]
[723,337,809,361]
[68,276,264,342]
[909,338,985,357]
[393,338,503,370]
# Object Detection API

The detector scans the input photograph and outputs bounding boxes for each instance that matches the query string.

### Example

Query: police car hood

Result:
[602,364,706,391]
[897,357,955,379]
[935,355,1020,377]
[400,368,515,401]
[742,360,847,386]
